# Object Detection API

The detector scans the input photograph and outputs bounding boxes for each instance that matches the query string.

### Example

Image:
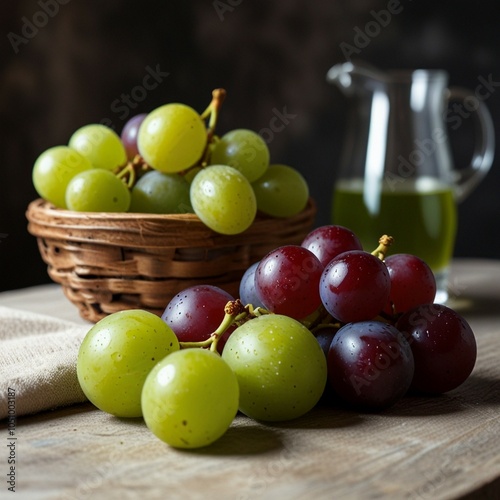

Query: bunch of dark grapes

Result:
[163,225,477,413]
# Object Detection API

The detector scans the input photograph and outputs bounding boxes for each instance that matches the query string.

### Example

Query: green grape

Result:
[65,168,131,212]
[210,129,270,182]
[32,146,92,208]
[252,163,309,217]
[69,124,127,171]
[141,348,239,449]
[190,165,257,235]
[222,314,327,422]
[138,103,207,173]
[76,309,180,418]
[130,170,193,214]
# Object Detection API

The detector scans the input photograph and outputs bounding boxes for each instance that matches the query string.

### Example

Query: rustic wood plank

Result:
[2,259,500,499]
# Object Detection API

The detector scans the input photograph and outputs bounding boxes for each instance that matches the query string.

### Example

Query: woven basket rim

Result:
[26,197,317,249]
[27,198,201,222]
[27,197,316,222]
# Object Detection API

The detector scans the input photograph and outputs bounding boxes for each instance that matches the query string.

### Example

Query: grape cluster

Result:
[76,224,477,450]
[32,89,309,235]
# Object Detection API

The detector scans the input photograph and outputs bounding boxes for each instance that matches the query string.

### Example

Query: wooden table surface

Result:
[1,259,500,500]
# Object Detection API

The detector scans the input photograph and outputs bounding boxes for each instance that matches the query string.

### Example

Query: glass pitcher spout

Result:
[326,61,389,96]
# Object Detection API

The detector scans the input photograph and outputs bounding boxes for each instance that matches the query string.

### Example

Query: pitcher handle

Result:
[446,87,495,203]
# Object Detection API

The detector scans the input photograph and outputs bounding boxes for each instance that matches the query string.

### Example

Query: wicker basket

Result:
[26,198,317,322]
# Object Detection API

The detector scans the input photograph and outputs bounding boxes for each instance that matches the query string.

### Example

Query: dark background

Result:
[1,0,499,292]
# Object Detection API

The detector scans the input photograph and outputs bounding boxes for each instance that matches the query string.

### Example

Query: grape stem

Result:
[200,88,227,142]
[179,89,227,177]
[301,305,335,332]
[371,234,394,260]
[178,299,350,352]
[178,299,273,353]
[114,154,151,189]
[312,322,341,335]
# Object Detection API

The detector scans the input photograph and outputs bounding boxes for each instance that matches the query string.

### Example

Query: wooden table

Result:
[1,259,500,500]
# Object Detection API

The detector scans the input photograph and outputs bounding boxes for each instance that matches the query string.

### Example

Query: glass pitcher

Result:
[327,61,495,303]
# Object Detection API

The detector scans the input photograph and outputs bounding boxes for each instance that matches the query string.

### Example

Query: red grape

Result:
[383,254,436,315]
[327,321,414,410]
[320,250,391,323]
[396,304,477,394]
[255,245,324,320]
[161,285,235,352]
[301,225,363,267]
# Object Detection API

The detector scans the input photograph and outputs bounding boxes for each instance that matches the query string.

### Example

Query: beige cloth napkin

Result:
[0,305,90,419]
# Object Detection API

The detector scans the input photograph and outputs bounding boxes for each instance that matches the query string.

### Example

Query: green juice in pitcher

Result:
[332,178,457,273]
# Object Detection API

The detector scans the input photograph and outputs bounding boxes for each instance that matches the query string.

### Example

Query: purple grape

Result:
[396,304,477,394]
[161,285,235,352]
[121,113,147,160]
[314,325,340,358]
[320,250,390,323]
[327,321,414,410]
[383,254,436,316]
[238,261,265,308]
[301,225,363,267]
[255,245,324,320]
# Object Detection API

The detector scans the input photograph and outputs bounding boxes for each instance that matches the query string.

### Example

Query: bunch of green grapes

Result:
[32,124,131,212]
[189,128,310,235]
[77,294,326,449]
[32,90,310,234]
[77,308,240,449]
